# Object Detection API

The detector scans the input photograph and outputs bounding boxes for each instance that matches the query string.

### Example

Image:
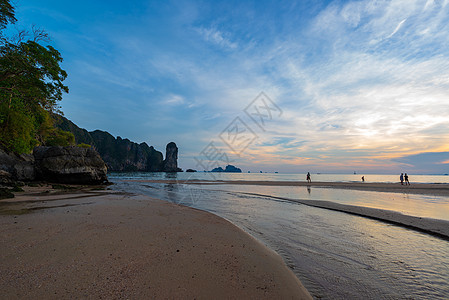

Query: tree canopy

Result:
[0,0,72,153]
[0,0,16,30]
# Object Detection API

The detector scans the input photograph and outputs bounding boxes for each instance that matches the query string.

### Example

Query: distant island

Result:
[211,165,242,173]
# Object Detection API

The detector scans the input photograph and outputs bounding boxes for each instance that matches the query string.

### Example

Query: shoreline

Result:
[130,179,449,197]
[126,179,449,240]
[0,185,311,299]
[234,191,449,240]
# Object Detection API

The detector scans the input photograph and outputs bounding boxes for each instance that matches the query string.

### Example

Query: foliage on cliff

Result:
[0,0,73,153]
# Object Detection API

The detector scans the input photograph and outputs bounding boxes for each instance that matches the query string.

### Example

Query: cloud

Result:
[163,94,185,105]
[386,18,407,38]
[197,27,238,50]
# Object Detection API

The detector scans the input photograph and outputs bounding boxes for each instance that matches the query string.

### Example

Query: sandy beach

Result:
[0,185,311,299]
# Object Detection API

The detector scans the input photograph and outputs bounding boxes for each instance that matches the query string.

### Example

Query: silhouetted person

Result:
[306,172,311,183]
[361,176,365,182]
[404,173,410,185]
[400,173,404,185]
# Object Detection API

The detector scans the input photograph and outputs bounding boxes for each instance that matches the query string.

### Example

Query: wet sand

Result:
[135,179,449,197]
[0,186,311,299]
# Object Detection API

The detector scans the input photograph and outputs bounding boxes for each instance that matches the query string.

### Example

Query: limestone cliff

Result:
[53,114,165,172]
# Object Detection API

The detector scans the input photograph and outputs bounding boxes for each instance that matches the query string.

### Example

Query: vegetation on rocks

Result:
[0,0,73,154]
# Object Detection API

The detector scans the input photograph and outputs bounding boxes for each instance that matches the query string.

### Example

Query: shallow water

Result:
[110,176,449,299]
[199,184,449,222]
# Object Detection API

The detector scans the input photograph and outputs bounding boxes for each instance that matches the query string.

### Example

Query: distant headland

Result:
[53,114,182,173]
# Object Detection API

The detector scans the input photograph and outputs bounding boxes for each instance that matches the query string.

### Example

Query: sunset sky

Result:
[14,0,449,174]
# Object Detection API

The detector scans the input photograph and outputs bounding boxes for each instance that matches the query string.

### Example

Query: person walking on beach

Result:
[404,173,410,185]
[306,172,311,183]
[400,173,404,185]
[361,176,365,182]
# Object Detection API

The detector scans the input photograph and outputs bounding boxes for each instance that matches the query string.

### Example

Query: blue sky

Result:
[13,0,449,174]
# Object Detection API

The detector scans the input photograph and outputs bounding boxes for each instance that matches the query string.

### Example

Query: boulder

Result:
[0,169,13,185]
[33,146,108,184]
[0,148,35,181]
[162,142,182,172]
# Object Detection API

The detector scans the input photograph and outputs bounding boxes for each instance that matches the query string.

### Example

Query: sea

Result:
[109,172,449,299]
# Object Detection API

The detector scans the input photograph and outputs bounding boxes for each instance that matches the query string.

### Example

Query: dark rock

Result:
[162,142,182,172]
[186,169,197,172]
[33,146,108,184]
[224,165,242,173]
[211,165,242,173]
[89,131,164,172]
[0,170,13,185]
[0,148,35,181]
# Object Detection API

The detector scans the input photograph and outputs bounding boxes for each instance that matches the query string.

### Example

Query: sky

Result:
[12,0,449,174]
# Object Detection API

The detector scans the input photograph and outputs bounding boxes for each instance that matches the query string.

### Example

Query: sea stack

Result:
[162,142,182,172]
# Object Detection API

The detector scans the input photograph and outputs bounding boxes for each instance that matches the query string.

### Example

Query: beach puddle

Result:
[0,201,93,215]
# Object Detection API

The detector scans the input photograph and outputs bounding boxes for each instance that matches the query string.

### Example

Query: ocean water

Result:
[110,171,449,184]
[109,173,449,299]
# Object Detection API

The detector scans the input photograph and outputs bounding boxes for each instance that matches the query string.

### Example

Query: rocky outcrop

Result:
[225,165,242,173]
[211,165,242,173]
[0,170,14,185]
[0,148,35,181]
[33,146,108,184]
[162,142,182,172]
[0,146,108,184]
[90,131,163,172]
[53,114,164,171]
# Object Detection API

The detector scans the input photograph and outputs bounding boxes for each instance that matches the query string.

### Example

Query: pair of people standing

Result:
[400,173,410,185]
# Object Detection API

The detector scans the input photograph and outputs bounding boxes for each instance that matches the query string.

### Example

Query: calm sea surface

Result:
[109,173,449,299]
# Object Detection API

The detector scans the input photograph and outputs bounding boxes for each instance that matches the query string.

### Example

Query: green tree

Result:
[0,0,70,153]
[0,0,16,30]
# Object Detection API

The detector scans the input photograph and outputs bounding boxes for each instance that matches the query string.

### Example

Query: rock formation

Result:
[33,146,108,184]
[0,146,109,185]
[53,114,164,171]
[162,142,182,172]
[0,148,35,181]
[225,165,242,173]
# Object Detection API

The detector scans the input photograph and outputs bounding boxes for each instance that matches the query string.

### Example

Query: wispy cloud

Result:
[387,18,407,38]
[163,94,185,105]
[197,26,238,50]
